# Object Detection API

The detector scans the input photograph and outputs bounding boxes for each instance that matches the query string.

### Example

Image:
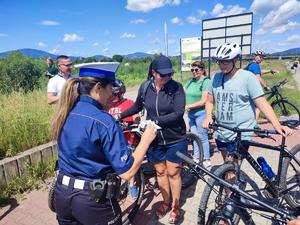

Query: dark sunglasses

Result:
[216,60,231,65]
[59,63,73,67]
[191,67,203,72]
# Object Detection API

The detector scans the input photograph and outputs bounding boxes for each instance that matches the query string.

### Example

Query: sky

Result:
[0,0,299,57]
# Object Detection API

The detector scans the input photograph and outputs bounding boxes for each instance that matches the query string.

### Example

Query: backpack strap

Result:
[140,79,151,105]
[199,76,209,92]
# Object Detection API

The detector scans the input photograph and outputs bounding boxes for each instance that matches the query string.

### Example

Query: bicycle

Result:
[197,123,300,225]
[118,121,204,224]
[176,151,299,225]
[263,79,300,128]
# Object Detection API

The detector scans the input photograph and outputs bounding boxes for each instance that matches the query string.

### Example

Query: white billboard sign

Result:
[202,12,253,58]
[180,37,201,72]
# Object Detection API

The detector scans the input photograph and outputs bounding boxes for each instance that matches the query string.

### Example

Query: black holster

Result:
[89,174,121,203]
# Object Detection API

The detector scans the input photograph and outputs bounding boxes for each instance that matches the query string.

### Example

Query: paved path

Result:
[1,123,299,225]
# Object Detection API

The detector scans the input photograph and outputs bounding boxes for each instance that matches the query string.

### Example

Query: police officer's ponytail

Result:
[52,78,80,140]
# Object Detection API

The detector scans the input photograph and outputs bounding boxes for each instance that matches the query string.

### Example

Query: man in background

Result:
[47,55,73,104]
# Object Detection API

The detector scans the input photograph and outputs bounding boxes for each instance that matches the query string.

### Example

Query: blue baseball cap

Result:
[74,62,120,83]
[152,55,174,75]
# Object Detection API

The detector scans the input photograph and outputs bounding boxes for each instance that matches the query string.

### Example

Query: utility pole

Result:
[164,21,168,56]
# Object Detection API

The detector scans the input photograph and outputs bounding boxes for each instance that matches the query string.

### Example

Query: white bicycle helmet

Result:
[214,43,241,61]
[253,50,266,57]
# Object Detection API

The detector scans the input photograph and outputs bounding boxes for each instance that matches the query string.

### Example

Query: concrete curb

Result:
[0,141,57,188]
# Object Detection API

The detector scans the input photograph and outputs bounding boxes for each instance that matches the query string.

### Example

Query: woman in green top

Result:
[185,61,211,168]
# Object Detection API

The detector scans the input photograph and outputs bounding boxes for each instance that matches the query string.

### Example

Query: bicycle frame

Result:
[176,152,299,223]
[231,129,300,199]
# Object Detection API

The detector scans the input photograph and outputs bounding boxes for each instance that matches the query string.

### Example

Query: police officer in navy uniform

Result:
[51,62,157,225]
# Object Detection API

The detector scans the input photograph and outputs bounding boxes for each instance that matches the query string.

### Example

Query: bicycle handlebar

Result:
[209,122,279,136]
[275,79,288,89]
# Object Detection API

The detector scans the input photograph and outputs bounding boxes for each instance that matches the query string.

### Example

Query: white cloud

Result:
[186,16,201,25]
[130,19,146,24]
[272,21,299,34]
[49,48,59,54]
[254,40,271,45]
[40,20,60,26]
[260,0,300,28]
[126,0,181,13]
[212,3,223,16]
[170,17,183,25]
[197,9,207,17]
[250,0,285,14]
[93,42,99,46]
[104,30,110,35]
[256,0,300,35]
[120,32,136,38]
[0,33,7,37]
[278,35,300,46]
[63,33,83,42]
[38,42,46,47]
[102,48,109,53]
[150,37,160,45]
[211,3,246,17]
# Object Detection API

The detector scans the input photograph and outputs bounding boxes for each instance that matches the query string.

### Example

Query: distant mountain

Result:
[272,47,300,55]
[0,48,152,60]
[124,52,152,59]
[0,48,85,60]
[0,48,57,59]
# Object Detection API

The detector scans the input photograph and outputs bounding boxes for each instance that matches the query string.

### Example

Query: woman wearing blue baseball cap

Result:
[51,62,157,225]
[119,55,187,223]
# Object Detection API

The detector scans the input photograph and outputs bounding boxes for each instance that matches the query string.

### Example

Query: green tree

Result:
[112,55,124,63]
[0,52,42,94]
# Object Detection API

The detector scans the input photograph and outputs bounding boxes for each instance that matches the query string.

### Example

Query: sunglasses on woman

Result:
[191,67,203,72]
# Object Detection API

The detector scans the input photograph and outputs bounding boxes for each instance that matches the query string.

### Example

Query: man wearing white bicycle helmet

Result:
[203,43,292,162]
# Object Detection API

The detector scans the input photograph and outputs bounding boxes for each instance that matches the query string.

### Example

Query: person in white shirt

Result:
[47,55,73,104]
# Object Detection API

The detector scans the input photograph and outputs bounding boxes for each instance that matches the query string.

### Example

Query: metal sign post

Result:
[201,12,253,73]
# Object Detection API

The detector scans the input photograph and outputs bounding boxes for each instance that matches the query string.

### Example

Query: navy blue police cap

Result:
[75,62,120,83]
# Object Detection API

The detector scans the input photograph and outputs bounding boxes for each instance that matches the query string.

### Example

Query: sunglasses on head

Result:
[191,67,203,72]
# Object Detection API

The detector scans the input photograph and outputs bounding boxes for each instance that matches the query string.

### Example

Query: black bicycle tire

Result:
[280,144,300,208]
[181,132,204,189]
[271,99,300,128]
[186,132,204,164]
[48,174,57,213]
[121,167,145,225]
[198,164,241,225]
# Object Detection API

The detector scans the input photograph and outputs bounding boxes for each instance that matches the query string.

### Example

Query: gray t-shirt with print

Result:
[207,69,264,142]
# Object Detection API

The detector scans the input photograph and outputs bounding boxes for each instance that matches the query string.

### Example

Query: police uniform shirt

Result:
[58,95,134,181]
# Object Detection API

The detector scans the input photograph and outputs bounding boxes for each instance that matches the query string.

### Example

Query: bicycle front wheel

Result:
[280,144,300,208]
[181,132,204,189]
[198,163,241,225]
[186,132,204,163]
[272,99,300,128]
[119,168,145,225]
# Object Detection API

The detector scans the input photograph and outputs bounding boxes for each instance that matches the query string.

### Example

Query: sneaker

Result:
[129,185,138,199]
